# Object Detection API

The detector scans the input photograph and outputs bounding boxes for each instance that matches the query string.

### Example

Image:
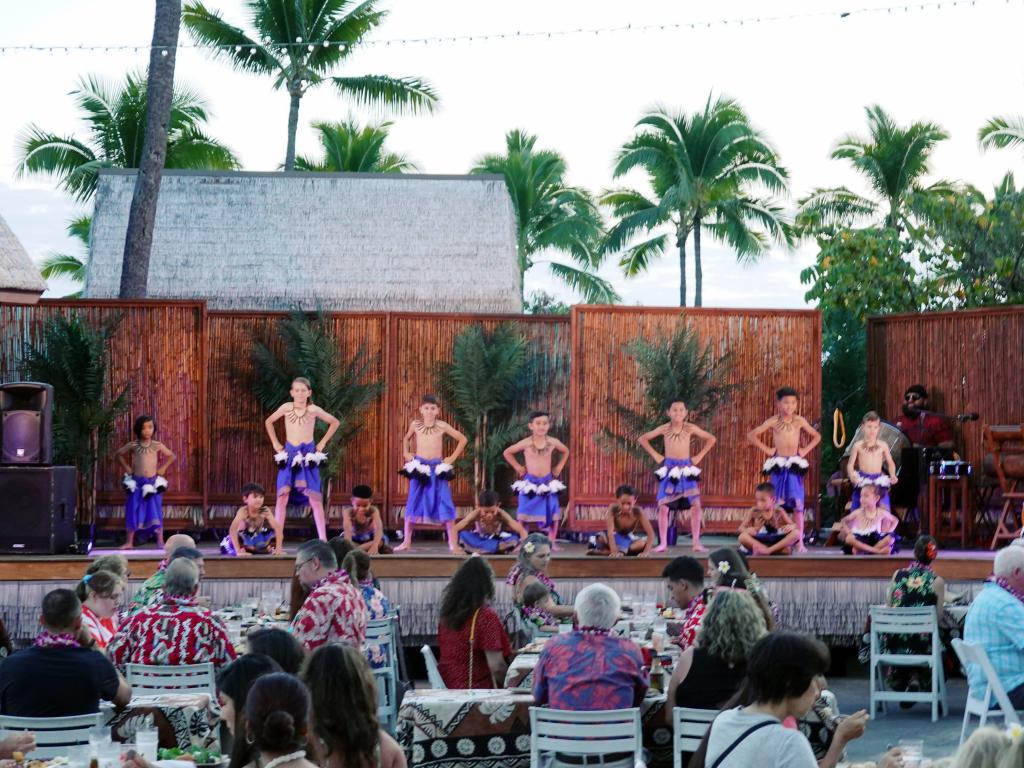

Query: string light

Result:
[0,0,1010,55]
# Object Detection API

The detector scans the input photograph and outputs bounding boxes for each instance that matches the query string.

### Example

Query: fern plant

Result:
[249,309,384,503]
[603,320,739,459]
[22,312,130,528]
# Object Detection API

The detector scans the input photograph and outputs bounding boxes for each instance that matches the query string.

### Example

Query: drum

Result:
[930,460,972,479]
[843,420,911,467]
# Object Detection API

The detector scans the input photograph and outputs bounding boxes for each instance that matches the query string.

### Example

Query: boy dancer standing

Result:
[395,394,468,553]
[502,411,569,547]
[746,387,821,553]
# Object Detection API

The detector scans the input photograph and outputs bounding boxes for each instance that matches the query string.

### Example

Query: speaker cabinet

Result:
[0,382,54,465]
[0,466,76,554]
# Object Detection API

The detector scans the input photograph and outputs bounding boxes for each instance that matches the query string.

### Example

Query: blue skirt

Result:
[656,458,701,504]
[852,472,892,511]
[125,475,163,532]
[514,473,562,525]
[276,441,322,506]
[459,529,520,553]
[405,456,456,523]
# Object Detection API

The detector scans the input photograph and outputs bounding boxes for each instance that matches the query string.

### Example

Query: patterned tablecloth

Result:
[397,688,673,768]
[107,693,220,750]
[503,654,540,690]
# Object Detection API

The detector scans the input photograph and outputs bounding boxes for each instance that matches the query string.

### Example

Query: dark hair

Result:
[528,410,550,421]
[522,581,550,607]
[245,630,303,675]
[75,570,122,602]
[861,410,881,424]
[439,557,496,630]
[662,556,704,588]
[352,484,373,499]
[744,632,830,704]
[244,673,310,754]
[241,482,265,497]
[708,548,750,585]
[169,546,204,563]
[86,554,129,580]
[664,399,687,411]
[324,536,351,568]
[217,655,282,768]
[133,415,155,439]
[914,535,939,565]
[904,384,928,399]
[342,549,372,584]
[42,588,81,631]
[615,484,638,498]
[755,482,776,496]
[288,575,306,621]
[775,387,799,401]
[421,394,439,406]
[302,644,380,768]
[478,489,500,507]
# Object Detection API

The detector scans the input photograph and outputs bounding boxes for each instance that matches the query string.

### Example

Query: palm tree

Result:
[979,116,1024,153]
[471,130,617,305]
[293,118,417,172]
[797,105,951,232]
[183,0,438,170]
[603,96,792,307]
[15,72,239,202]
[40,215,92,297]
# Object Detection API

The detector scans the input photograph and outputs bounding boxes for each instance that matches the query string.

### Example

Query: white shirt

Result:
[705,707,818,768]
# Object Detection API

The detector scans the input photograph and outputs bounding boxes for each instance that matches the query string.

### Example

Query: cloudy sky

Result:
[2,0,1023,304]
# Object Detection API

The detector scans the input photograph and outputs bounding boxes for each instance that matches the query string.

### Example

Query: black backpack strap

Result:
[709,720,775,768]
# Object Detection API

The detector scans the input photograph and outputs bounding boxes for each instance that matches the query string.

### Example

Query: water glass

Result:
[136,727,159,763]
[263,591,283,615]
[97,740,121,768]
[558,623,572,634]
[899,739,923,768]
[241,598,259,618]
[88,725,111,755]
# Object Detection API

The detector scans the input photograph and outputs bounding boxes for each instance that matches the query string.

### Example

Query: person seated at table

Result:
[241,673,320,768]
[291,539,368,652]
[127,533,197,615]
[438,556,512,689]
[521,582,559,633]
[964,541,1024,708]
[664,555,706,649]
[246,628,304,675]
[342,549,391,668]
[343,484,393,555]
[455,489,528,555]
[217,654,282,768]
[507,533,576,620]
[706,547,776,631]
[533,583,647,711]
[86,553,130,581]
[76,569,125,650]
[838,484,899,555]
[667,589,767,719]
[0,588,131,716]
[588,485,655,557]
[109,559,236,670]
[301,644,406,768]
[737,482,801,556]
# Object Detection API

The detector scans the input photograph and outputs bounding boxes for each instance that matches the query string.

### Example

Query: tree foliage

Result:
[292,119,417,173]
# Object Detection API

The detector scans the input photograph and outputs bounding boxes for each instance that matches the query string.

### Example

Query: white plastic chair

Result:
[366,618,397,733]
[0,713,102,758]
[952,638,1023,745]
[530,706,643,768]
[868,606,947,721]
[125,662,217,698]
[420,645,446,689]
[672,707,717,768]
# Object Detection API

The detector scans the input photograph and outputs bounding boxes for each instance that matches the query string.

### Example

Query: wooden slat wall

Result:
[867,305,1024,469]
[569,306,822,526]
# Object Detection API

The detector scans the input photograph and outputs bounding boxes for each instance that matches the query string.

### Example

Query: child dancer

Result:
[737,482,801,556]
[746,387,821,553]
[395,394,468,552]
[839,484,899,555]
[221,482,284,556]
[638,400,716,553]
[588,484,655,557]
[264,377,340,541]
[342,485,392,555]
[502,411,569,546]
[116,415,175,549]
[454,489,528,554]
[846,411,898,513]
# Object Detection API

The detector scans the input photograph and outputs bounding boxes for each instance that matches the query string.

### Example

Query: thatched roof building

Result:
[85,170,522,312]
[0,213,46,304]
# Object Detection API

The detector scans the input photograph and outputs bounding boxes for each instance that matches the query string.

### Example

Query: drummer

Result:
[894,385,954,449]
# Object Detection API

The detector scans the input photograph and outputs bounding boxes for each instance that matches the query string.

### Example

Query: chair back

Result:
[530,706,642,763]
[984,425,1024,491]
[952,638,1022,725]
[0,713,102,759]
[126,662,217,698]
[373,667,398,735]
[672,707,717,768]
[420,645,446,689]
[869,606,938,638]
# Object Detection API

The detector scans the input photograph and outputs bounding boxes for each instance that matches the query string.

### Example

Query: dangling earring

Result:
[246,731,256,746]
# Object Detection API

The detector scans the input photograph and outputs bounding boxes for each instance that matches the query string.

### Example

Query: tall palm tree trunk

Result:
[120,0,181,298]
[693,214,703,307]
[676,225,688,307]
[285,86,303,171]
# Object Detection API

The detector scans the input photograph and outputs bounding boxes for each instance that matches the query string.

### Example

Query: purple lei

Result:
[507,564,557,592]
[34,631,80,649]
[577,626,611,635]
[988,575,1024,607]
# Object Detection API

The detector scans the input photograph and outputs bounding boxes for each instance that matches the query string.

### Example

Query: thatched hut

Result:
[84,169,522,312]
[0,213,46,304]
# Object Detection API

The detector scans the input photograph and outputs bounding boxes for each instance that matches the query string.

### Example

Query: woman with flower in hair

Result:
[507,533,575,620]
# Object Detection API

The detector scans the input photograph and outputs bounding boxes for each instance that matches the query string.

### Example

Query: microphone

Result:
[962,412,980,422]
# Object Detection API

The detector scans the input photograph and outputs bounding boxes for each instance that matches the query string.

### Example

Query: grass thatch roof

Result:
[0,212,46,303]
[85,170,522,312]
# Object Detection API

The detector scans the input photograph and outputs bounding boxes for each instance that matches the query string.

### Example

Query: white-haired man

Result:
[533,583,647,711]
[964,541,1024,707]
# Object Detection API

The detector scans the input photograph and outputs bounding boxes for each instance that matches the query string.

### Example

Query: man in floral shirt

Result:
[292,540,367,651]
[663,556,706,649]
[109,559,235,671]
[126,534,199,616]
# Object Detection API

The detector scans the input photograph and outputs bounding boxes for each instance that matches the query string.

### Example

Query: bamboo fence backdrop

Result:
[867,306,1024,470]
[569,306,822,529]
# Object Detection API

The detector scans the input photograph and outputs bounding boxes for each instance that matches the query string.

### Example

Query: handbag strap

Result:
[709,720,774,768]
[467,607,481,687]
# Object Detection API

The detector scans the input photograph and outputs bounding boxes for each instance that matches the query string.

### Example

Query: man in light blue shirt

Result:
[963,542,1024,707]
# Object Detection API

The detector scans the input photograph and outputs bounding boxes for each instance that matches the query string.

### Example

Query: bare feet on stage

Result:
[394,541,412,553]
[692,543,708,553]
[653,544,668,553]
[795,541,808,554]
[550,542,563,552]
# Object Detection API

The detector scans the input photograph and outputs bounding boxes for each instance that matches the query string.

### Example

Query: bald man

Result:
[126,534,196,616]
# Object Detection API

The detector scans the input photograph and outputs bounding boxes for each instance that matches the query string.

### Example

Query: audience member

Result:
[0,588,131,716]
[930,726,1012,768]
[343,550,391,619]
[302,644,406,768]
[128,533,195,614]
[109,558,236,669]
[706,547,776,630]
[76,570,125,649]
[291,539,368,652]
[437,556,511,689]
[218,654,282,768]
[246,628,304,675]
[663,555,706,649]
[507,533,575,619]
[86,554,130,580]
[242,673,319,768]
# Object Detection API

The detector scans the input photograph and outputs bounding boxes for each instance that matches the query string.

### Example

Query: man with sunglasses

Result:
[894,385,954,449]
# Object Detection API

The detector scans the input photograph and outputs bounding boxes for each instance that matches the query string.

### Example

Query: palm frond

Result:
[979,115,1024,152]
[331,75,439,114]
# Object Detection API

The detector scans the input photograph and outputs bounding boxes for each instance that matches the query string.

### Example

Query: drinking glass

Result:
[136,727,159,763]
[899,739,923,768]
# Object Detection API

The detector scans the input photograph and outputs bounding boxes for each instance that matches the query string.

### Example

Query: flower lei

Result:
[988,575,1024,607]
[34,631,80,649]
[577,626,611,635]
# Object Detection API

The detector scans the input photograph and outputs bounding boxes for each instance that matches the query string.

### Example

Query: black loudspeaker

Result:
[0,382,54,465]
[0,466,76,553]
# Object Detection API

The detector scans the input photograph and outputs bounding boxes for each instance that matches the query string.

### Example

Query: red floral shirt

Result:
[108,595,237,670]
[291,569,368,651]
[675,593,708,650]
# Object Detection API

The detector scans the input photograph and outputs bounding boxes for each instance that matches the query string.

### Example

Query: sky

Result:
[2,0,1023,305]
